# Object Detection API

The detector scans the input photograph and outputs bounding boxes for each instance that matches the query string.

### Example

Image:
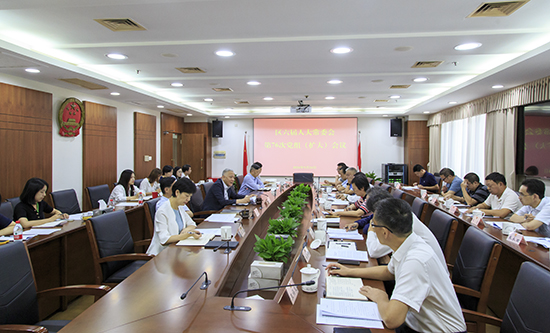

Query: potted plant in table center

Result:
[267,217,301,238]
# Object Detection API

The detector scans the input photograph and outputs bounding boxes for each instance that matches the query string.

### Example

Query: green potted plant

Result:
[253,234,294,263]
[364,171,382,182]
[278,203,304,221]
[267,217,301,238]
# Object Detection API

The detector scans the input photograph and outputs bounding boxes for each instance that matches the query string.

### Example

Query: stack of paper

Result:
[327,228,364,241]
[328,241,357,250]
[31,220,64,228]
[524,236,550,248]
[331,199,349,205]
[204,214,239,223]
[402,186,417,190]
[325,247,368,262]
[318,298,382,322]
[488,222,526,230]
[176,233,216,246]
[194,228,222,236]
[325,276,368,301]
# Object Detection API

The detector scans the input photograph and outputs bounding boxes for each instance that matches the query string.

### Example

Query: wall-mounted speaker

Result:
[212,120,223,138]
[390,119,402,137]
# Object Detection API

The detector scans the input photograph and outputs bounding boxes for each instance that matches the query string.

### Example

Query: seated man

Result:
[324,162,347,187]
[156,177,192,217]
[332,175,370,218]
[466,172,521,218]
[161,165,173,179]
[459,172,490,206]
[202,168,252,212]
[440,167,463,199]
[345,187,446,266]
[510,178,550,237]
[327,198,466,332]
[182,164,192,179]
[336,167,357,195]
[238,162,264,195]
[412,164,439,192]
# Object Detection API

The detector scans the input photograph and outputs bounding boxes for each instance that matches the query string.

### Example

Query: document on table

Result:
[0,231,39,241]
[204,214,239,223]
[488,222,525,230]
[176,233,216,246]
[328,241,357,251]
[31,220,64,228]
[327,228,364,241]
[116,202,140,207]
[319,298,382,321]
[524,236,550,248]
[325,276,368,301]
[325,247,368,262]
[402,186,417,190]
[194,228,222,236]
[316,307,384,329]
[28,228,60,236]
[331,199,349,205]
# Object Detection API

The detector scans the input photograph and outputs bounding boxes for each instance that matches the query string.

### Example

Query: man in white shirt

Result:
[182,164,192,179]
[327,198,466,333]
[510,178,550,237]
[466,172,521,218]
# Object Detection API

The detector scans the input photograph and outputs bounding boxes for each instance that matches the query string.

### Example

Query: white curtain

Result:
[428,125,441,174]
[440,114,486,179]
[485,107,517,189]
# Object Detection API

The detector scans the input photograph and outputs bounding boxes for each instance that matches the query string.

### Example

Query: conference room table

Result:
[57,185,393,333]
[399,187,550,317]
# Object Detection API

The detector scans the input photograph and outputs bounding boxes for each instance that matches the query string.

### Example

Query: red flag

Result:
[358,139,362,171]
[243,136,248,176]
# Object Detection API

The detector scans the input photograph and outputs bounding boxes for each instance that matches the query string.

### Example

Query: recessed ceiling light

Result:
[492,84,504,89]
[110,92,120,96]
[390,95,401,99]
[325,96,335,100]
[25,68,40,73]
[413,77,428,82]
[171,82,183,87]
[454,43,482,51]
[204,98,214,102]
[225,116,230,118]
[216,50,234,57]
[323,107,333,110]
[186,113,192,116]
[448,101,458,105]
[423,111,430,114]
[247,81,261,85]
[157,105,165,108]
[383,115,388,117]
[371,79,383,83]
[327,79,342,84]
[224,108,233,111]
[106,53,128,60]
[263,97,273,101]
[330,47,352,54]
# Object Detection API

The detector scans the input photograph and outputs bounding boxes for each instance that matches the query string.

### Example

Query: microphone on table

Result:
[223,280,314,311]
[180,271,211,300]
[213,240,232,254]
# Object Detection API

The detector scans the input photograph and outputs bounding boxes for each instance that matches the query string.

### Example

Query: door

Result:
[182,133,206,182]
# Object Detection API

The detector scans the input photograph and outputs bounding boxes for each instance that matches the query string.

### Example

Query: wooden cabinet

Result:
[404,121,429,185]
[183,123,212,182]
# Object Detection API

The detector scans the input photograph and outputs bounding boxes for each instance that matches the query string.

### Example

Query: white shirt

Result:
[515,196,550,237]
[156,196,190,212]
[366,215,446,267]
[146,200,196,256]
[483,187,521,216]
[388,233,466,333]
[109,184,139,203]
[140,178,160,193]
[222,181,230,201]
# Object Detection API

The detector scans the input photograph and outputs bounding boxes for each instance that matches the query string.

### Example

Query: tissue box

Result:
[248,273,279,289]
[250,260,283,280]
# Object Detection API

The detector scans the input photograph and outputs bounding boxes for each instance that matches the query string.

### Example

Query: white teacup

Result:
[502,222,518,235]
[314,230,326,244]
[324,200,332,210]
[472,209,485,219]
[445,199,454,209]
[220,226,232,241]
[317,219,327,231]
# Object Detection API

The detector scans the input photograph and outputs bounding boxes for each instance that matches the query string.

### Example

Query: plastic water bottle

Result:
[109,198,115,208]
[13,220,23,241]
[138,191,144,205]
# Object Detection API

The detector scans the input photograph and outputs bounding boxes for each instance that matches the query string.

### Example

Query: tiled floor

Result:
[47,296,94,320]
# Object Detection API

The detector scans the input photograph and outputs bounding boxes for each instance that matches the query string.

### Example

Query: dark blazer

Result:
[201,179,245,212]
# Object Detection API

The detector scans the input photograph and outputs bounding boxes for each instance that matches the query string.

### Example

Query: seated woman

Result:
[147,178,201,255]
[109,169,139,203]
[173,166,183,179]
[14,178,68,228]
[140,168,161,195]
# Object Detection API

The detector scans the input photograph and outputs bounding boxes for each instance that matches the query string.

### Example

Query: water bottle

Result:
[138,191,144,205]
[13,220,23,241]
[109,198,115,208]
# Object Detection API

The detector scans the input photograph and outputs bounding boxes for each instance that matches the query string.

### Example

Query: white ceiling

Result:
[1,0,550,118]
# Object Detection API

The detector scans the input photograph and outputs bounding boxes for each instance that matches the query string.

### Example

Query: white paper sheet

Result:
[524,236,550,248]
[328,241,357,251]
[116,202,140,207]
[204,214,239,223]
[316,307,383,329]
[319,298,382,321]
[327,228,364,241]
[488,222,525,230]
[325,276,368,301]
[194,228,222,236]
[28,228,60,236]
[30,220,64,228]
[325,248,369,262]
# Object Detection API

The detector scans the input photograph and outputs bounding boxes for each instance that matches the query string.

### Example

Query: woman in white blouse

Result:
[109,169,139,203]
[140,168,161,195]
[146,177,201,255]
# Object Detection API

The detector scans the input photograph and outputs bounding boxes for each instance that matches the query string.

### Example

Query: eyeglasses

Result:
[370,223,393,233]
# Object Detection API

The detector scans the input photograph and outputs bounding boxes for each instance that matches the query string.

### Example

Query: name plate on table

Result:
[262,200,269,208]
[308,227,315,240]
[302,246,311,263]
[421,192,428,200]
[237,224,246,238]
[286,277,299,305]
[254,208,261,217]
[394,182,401,189]
[449,205,458,214]
[507,232,527,245]
[429,197,437,204]
[265,197,272,205]
[472,216,483,227]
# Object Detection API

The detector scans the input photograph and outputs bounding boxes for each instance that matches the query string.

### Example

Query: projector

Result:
[290,105,311,113]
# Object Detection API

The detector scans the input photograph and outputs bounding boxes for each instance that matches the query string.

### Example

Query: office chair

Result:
[293,173,314,183]
[51,189,81,214]
[144,197,161,237]
[411,197,428,222]
[392,188,405,200]
[86,184,111,209]
[201,182,214,199]
[0,201,13,221]
[0,242,109,333]
[380,184,392,193]
[427,210,458,262]
[189,186,221,223]
[134,178,144,188]
[6,197,21,210]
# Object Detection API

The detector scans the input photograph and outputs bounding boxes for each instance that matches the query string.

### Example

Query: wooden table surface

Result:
[58,186,393,333]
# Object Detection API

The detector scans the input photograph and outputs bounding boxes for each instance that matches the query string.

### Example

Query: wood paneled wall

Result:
[82,101,117,211]
[184,122,212,180]
[0,83,52,200]
[160,113,184,167]
[404,120,429,185]
[134,112,157,179]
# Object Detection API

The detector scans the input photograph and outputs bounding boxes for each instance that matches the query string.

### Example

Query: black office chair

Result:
[427,210,458,262]
[86,210,153,285]
[190,186,220,223]
[51,189,81,214]
[144,197,161,237]
[411,197,428,222]
[451,226,501,314]
[463,261,549,333]
[134,178,144,188]
[201,182,214,199]
[0,242,110,333]
[6,197,21,209]
[0,201,13,221]
[86,184,111,209]
[392,188,405,200]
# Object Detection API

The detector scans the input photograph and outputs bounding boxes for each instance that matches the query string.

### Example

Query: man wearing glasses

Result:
[510,178,550,237]
[327,198,466,333]
[439,168,463,199]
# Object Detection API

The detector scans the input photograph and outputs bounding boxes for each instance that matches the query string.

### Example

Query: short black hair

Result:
[412,164,424,172]
[521,178,545,199]
[162,165,173,174]
[147,168,162,183]
[464,172,480,184]
[171,177,196,197]
[525,166,539,176]
[351,175,370,192]
[117,169,136,196]
[439,168,455,177]
[20,178,49,205]
[173,166,182,177]
[251,162,262,170]
[182,164,191,172]
[485,172,506,186]
[346,167,358,174]
[365,187,392,212]
[373,198,413,237]
[337,163,347,172]
[159,177,176,194]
